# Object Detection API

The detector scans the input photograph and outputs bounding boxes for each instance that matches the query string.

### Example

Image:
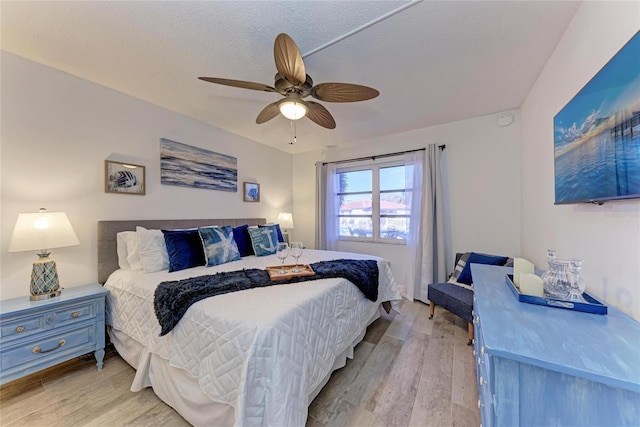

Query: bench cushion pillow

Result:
[458,252,509,285]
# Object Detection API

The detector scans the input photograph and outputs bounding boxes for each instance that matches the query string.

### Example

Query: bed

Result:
[98,218,402,426]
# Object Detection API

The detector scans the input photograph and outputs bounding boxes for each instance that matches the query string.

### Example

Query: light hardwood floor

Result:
[0,301,479,427]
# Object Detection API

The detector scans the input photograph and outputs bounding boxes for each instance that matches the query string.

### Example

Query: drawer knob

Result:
[16,326,25,333]
[481,346,486,356]
[478,357,483,365]
[480,376,485,385]
[32,339,66,354]
[71,312,80,318]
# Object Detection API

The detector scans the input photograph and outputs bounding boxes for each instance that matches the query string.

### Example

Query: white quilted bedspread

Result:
[105,249,401,426]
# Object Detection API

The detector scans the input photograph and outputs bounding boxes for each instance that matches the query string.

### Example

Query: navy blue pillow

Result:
[233,225,254,257]
[162,229,206,272]
[458,252,509,285]
[259,223,284,243]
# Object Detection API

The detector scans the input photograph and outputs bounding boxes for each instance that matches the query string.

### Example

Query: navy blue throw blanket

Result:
[154,259,379,336]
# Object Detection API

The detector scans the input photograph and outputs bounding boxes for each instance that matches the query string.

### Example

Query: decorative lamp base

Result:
[30,289,62,301]
[30,252,62,300]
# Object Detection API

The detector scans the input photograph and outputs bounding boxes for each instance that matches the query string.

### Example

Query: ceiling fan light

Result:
[279,100,308,120]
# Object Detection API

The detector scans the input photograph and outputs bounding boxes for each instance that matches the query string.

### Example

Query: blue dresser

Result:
[472,264,640,426]
[0,284,109,385]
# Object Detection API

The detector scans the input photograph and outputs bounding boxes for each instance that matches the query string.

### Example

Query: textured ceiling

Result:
[1,1,581,154]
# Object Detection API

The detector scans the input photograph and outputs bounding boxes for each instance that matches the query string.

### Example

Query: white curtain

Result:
[404,150,423,300]
[315,162,339,250]
[315,162,326,249]
[404,145,449,302]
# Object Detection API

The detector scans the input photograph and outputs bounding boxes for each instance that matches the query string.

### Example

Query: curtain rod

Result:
[321,145,445,166]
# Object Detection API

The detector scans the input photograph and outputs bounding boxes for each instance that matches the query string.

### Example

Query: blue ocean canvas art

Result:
[554,31,640,204]
[160,138,237,192]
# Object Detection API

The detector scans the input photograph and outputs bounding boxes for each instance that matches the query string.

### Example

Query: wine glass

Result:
[290,242,303,273]
[567,258,586,302]
[276,242,289,274]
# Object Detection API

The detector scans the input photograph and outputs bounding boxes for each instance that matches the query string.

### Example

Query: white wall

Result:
[0,52,293,299]
[521,2,640,319]
[293,110,522,289]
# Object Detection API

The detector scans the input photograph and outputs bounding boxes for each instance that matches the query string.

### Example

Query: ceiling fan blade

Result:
[198,77,277,92]
[256,102,280,124]
[274,33,306,85]
[310,83,379,102]
[306,101,336,129]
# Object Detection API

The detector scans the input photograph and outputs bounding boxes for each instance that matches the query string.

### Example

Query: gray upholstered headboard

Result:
[97,218,266,284]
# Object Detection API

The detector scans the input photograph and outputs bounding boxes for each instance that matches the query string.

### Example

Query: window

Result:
[336,159,412,243]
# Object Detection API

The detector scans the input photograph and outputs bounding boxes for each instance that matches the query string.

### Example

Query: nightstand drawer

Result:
[54,301,97,328]
[1,325,95,372]
[0,300,97,343]
[0,315,47,341]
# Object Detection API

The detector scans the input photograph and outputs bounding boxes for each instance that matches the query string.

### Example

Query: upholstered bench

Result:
[428,252,511,345]
[428,281,474,343]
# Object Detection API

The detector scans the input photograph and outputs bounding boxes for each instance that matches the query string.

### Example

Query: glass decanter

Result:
[567,258,586,302]
[540,249,556,296]
[543,258,572,300]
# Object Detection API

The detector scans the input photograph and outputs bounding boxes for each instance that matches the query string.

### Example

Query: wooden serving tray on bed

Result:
[266,264,315,281]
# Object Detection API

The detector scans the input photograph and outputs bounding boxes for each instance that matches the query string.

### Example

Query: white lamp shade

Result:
[277,212,294,229]
[279,100,307,120]
[8,211,80,252]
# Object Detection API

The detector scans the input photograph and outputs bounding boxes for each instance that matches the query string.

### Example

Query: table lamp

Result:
[8,208,80,300]
[277,212,294,243]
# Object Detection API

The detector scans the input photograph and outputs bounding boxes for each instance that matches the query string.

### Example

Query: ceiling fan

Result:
[198,33,379,129]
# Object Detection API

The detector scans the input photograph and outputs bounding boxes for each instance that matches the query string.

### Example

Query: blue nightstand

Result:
[0,284,109,385]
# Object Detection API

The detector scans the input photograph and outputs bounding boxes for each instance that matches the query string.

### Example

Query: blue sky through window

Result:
[340,166,407,193]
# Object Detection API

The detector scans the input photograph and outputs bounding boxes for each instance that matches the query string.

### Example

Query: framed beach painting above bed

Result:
[160,138,238,192]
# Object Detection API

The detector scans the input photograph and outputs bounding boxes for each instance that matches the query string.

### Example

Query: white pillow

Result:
[136,226,169,273]
[126,236,143,270]
[116,231,142,270]
[116,233,131,270]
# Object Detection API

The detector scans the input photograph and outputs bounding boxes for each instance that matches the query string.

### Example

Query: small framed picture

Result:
[105,160,146,195]
[243,182,260,202]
